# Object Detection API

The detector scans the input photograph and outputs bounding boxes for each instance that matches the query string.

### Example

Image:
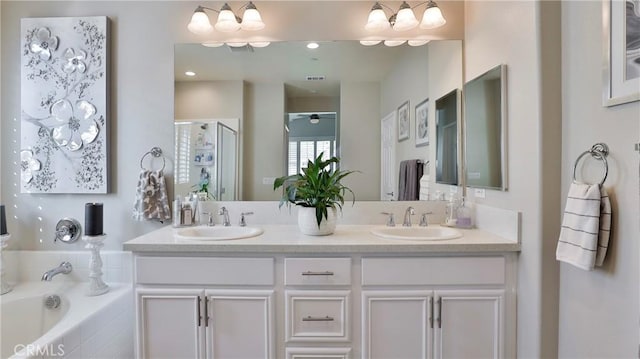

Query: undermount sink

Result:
[370,225,462,241]
[175,226,264,241]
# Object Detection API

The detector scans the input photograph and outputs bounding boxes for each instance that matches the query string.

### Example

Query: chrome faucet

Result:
[202,212,215,226]
[381,212,396,227]
[402,206,415,227]
[239,212,254,227]
[41,262,72,281]
[219,206,231,226]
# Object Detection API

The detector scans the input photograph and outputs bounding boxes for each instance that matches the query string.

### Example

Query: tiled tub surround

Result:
[3,251,132,284]
[0,251,133,359]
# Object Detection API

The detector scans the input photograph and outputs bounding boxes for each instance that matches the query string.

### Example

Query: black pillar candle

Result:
[0,205,7,236]
[85,203,104,236]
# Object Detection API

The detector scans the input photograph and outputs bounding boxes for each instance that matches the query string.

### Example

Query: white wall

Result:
[243,82,285,200]
[340,82,381,200]
[427,40,463,195]
[464,1,559,357]
[174,80,243,120]
[559,1,640,357]
[381,46,431,175]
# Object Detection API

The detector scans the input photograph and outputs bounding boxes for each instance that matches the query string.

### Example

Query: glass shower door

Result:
[216,123,238,200]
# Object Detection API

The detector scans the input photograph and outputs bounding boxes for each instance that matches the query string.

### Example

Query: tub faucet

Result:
[41,262,72,281]
[403,206,415,227]
[219,207,231,227]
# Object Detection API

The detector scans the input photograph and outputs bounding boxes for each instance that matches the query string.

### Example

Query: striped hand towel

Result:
[595,186,611,266]
[556,182,611,270]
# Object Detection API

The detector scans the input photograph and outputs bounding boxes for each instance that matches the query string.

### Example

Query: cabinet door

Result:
[136,289,203,359]
[205,290,275,359]
[434,290,504,359]
[362,290,433,359]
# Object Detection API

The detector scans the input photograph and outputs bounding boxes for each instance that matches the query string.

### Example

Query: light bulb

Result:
[393,2,418,31]
[187,8,213,35]
[241,2,265,31]
[249,41,270,48]
[215,3,241,32]
[227,42,248,47]
[408,39,430,46]
[384,39,406,47]
[360,40,382,46]
[420,1,446,29]
[201,41,225,48]
[365,3,390,31]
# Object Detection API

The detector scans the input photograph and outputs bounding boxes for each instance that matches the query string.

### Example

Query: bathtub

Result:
[0,281,133,359]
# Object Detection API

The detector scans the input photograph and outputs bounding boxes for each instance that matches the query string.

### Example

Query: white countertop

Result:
[123,224,520,254]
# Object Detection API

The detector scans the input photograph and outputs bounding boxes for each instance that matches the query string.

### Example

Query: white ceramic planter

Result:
[297,207,337,236]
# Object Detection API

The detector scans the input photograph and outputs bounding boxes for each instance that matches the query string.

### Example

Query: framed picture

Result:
[602,0,640,106]
[20,17,109,193]
[397,100,410,141]
[415,98,429,147]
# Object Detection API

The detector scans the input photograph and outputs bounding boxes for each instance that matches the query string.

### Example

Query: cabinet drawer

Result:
[285,290,350,342]
[135,256,274,285]
[286,347,351,359]
[285,258,351,286]
[362,257,505,286]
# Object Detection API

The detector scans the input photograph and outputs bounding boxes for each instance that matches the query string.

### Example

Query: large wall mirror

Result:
[464,64,508,190]
[174,40,462,201]
[435,89,460,185]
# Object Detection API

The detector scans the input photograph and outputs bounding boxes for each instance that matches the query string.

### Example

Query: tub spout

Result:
[41,262,72,281]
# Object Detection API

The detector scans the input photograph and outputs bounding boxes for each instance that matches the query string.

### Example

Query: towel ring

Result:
[572,143,609,186]
[140,147,166,171]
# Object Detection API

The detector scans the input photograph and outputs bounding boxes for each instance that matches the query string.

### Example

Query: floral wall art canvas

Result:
[20,17,109,193]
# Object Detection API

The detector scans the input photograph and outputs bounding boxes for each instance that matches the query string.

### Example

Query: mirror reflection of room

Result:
[174,40,462,201]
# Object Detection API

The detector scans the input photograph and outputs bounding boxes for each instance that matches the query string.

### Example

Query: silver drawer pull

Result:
[301,271,334,276]
[302,315,335,322]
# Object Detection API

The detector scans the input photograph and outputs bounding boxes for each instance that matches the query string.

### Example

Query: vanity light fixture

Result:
[365,0,446,32]
[187,2,265,35]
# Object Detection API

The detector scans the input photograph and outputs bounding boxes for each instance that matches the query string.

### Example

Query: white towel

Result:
[556,182,611,270]
[133,170,171,222]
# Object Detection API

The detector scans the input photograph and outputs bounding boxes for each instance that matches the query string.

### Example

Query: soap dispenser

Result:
[444,196,458,227]
[455,197,474,229]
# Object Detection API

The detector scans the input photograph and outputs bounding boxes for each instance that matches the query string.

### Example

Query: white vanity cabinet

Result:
[284,258,353,357]
[134,257,276,359]
[130,251,516,359]
[360,257,509,359]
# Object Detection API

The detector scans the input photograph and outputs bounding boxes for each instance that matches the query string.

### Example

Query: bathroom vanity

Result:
[124,225,519,359]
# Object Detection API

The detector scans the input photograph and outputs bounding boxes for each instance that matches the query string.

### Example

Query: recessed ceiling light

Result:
[185,71,196,76]
[307,42,320,49]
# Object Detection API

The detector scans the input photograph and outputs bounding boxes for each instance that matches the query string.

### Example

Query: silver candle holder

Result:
[0,234,12,295]
[82,234,109,296]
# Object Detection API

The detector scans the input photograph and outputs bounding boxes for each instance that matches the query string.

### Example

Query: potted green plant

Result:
[273,153,356,235]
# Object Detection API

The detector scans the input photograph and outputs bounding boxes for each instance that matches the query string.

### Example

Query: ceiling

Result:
[174,41,426,97]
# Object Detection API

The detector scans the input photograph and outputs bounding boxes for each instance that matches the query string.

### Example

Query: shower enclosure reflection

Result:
[174,119,239,200]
